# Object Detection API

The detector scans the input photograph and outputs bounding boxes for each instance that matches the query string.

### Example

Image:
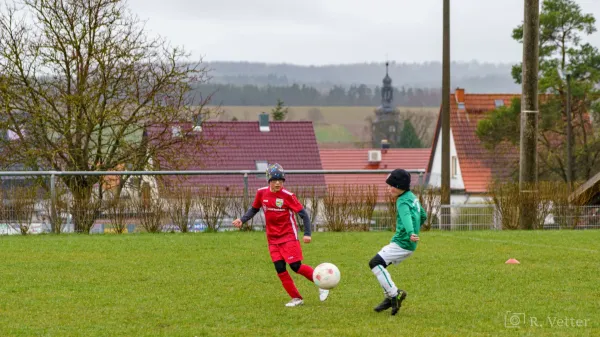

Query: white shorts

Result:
[377,242,413,265]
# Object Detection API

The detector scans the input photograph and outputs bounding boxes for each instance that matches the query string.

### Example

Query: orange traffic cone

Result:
[505,258,520,264]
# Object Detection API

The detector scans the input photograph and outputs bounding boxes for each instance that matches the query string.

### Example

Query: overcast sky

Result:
[127,0,600,65]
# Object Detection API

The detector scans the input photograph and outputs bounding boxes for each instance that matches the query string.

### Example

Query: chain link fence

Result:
[1,170,599,234]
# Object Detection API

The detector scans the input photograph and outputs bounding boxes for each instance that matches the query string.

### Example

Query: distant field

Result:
[212,106,439,147]
[313,124,357,143]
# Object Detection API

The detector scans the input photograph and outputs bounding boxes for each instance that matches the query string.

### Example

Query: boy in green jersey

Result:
[369,169,427,316]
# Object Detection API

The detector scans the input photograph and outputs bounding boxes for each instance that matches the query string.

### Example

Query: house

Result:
[570,171,600,206]
[147,114,326,194]
[427,88,519,204]
[319,147,430,203]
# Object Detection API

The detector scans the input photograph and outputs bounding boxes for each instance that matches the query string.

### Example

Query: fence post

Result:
[50,173,57,233]
[243,173,248,201]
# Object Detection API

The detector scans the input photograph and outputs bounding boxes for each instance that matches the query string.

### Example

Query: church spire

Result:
[381,62,393,106]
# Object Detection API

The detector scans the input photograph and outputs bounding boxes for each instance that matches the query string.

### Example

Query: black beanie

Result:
[386,169,411,191]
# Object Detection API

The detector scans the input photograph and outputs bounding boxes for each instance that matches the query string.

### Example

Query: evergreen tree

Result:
[271,99,288,121]
[398,119,423,148]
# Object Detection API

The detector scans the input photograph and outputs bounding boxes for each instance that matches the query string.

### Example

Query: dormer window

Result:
[171,126,182,138]
[256,160,268,179]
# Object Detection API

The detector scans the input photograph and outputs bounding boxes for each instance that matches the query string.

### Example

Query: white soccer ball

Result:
[313,262,341,290]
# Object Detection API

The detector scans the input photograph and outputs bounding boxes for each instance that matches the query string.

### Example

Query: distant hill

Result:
[202,61,520,93]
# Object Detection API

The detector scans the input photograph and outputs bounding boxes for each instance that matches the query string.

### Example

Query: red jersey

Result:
[252,187,304,244]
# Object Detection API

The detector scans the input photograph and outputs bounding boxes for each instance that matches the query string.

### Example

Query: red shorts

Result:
[268,240,303,263]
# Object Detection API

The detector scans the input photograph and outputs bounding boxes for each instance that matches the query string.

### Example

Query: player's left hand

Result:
[410,234,419,242]
[303,236,312,244]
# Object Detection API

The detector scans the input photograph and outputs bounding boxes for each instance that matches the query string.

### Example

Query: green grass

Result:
[0,231,598,336]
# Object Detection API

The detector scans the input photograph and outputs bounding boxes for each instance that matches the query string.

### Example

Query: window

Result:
[451,156,458,177]
[171,126,182,138]
[255,160,269,179]
[389,125,396,133]
[457,102,465,110]
[494,99,504,108]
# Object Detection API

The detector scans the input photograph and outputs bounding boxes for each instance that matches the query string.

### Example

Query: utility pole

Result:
[566,72,573,192]
[441,0,451,227]
[519,0,540,229]
[558,68,573,191]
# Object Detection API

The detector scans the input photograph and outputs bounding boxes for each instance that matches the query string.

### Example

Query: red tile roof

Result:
[427,91,520,193]
[319,148,431,202]
[148,121,325,192]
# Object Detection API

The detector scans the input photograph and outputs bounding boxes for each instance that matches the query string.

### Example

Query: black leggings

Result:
[369,254,387,269]
[274,260,302,274]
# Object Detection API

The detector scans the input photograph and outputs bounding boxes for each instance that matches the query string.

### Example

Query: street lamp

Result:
[558,67,573,190]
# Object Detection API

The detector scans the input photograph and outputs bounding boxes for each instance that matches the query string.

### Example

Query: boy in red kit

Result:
[233,163,329,307]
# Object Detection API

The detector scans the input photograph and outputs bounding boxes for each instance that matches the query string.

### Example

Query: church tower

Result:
[371,62,400,148]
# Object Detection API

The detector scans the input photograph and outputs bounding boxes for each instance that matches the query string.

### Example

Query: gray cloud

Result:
[126,0,600,65]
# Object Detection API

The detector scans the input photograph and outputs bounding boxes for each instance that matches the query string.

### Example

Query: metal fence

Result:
[1,170,600,234]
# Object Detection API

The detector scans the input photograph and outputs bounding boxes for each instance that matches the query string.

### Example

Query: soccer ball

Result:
[313,262,341,290]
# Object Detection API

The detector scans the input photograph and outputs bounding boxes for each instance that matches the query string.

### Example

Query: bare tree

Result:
[0,0,216,232]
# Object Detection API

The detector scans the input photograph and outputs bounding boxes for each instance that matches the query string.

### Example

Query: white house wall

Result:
[428,128,465,191]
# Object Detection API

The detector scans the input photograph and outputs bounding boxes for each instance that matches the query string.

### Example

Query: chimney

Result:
[381,139,390,151]
[259,112,270,132]
[455,87,465,111]
[455,88,465,103]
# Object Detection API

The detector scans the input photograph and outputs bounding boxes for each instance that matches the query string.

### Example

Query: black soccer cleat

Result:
[390,290,407,316]
[373,297,392,312]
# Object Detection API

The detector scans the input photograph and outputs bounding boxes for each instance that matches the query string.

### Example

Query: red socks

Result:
[278,271,301,299]
[277,265,315,299]
[297,264,314,282]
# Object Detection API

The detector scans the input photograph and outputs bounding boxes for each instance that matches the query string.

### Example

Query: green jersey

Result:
[391,190,427,251]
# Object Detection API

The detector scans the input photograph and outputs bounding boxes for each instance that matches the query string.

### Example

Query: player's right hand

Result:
[232,218,242,228]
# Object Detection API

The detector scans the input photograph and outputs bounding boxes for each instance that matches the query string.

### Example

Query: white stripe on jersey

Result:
[258,186,268,191]
[289,210,298,239]
[282,189,294,196]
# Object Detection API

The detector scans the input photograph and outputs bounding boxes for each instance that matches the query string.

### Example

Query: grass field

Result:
[215,106,439,147]
[1,231,598,337]
[313,124,357,143]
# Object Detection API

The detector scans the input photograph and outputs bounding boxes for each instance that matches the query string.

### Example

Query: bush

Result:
[104,191,131,234]
[131,193,165,233]
[3,186,37,235]
[196,185,231,232]
[487,180,587,230]
[322,184,377,231]
[417,187,441,231]
[291,185,324,233]
[164,186,194,233]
